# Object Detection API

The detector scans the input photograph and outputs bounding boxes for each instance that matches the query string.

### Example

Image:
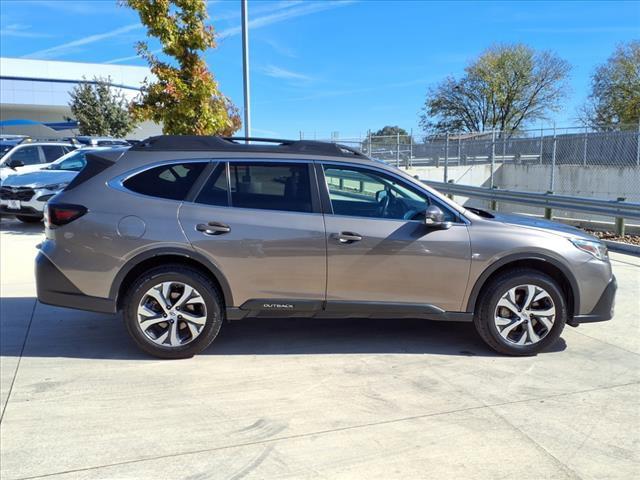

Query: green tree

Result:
[123,0,241,135]
[581,41,640,130]
[420,44,570,136]
[361,126,412,156]
[68,77,137,137]
[368,126,411,145]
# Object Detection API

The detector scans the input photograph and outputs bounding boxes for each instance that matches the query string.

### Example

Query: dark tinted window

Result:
[10,146,41,165]
[41,145,67,162]
[229,162,312,213]
[124,162,206,200]
[195,163,229,207]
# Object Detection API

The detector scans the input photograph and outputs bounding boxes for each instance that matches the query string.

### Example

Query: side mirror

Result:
[7,159,24,169]
[424,205,452,230]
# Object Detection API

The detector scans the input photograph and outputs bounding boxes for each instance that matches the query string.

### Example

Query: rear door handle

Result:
[336,231,362,243]
[196,221,231,235]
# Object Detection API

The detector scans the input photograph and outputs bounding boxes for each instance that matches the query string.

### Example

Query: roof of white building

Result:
[0,57,151,90]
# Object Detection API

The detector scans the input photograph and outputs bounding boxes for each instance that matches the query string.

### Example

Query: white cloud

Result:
[105,1,355,64]
[261,65,314,82]
[24,23,142,60]
[261,37,297,58]
[1,23,53,38]
[22,1,117,15]
[217,1,356,39]
[257,77,435,104]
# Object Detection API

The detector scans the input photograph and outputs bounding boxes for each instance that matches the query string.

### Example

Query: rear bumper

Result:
[573,276,617,324]
[36,251,116,314]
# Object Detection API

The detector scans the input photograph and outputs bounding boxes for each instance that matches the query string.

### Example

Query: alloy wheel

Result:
[137,281,208,347]
[494,284,556,346]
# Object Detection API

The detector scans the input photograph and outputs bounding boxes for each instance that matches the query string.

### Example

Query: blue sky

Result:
[1,0,638,138]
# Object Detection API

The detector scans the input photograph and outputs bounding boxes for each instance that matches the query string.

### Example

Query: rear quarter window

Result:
[123,162,207,201]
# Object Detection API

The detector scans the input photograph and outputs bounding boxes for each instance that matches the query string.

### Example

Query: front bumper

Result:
[0,187,58,217]
[36,251,117,314]
[572,275,617,324]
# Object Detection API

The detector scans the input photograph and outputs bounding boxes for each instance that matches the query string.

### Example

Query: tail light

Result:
[45,203,87,227]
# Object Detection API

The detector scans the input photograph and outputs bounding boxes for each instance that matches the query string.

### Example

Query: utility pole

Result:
[241,0,251,142]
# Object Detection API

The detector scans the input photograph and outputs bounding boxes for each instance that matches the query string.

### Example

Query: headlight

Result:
[41,183,68,191]
[570,238,608,261]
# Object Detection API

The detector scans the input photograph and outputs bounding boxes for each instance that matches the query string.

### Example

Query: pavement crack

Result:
[0,298,37,424]
[13,380,638,480]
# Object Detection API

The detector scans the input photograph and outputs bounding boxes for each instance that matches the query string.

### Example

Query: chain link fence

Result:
[317,125,640,205]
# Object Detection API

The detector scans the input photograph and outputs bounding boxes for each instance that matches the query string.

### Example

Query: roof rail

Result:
[130,135,368,159]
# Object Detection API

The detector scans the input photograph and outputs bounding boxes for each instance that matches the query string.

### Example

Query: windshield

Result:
[0,143,17,161]
[46,149,92,171]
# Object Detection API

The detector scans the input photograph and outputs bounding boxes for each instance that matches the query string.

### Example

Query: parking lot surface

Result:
[1,217,639,480]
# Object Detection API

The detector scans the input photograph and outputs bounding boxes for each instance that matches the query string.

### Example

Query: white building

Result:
[0,57,161,138]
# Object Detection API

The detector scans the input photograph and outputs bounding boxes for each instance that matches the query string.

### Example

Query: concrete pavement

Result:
[1,217,638,480]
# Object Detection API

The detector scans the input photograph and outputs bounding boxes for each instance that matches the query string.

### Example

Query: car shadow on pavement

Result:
[0,298,567,360]
[0,217,44,236]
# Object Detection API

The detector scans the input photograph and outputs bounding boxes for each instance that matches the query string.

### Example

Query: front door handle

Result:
[336,231,363,243]
[196,221,231,235]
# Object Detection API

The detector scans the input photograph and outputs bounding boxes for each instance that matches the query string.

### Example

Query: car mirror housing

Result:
[424,205,451,230]
[7,158,24,169]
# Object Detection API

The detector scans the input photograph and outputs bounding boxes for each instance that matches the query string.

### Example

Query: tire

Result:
[473,269,567,356]
[16,214,43,223]
[123,265,224,359]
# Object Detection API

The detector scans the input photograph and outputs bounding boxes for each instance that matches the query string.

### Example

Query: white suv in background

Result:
[0,141,76,181]
[0,147,110,222]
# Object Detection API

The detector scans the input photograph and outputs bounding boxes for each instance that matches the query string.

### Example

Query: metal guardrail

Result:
[422,181,640,224]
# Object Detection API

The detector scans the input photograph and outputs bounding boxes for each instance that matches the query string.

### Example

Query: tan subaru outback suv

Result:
[36,136,616,358]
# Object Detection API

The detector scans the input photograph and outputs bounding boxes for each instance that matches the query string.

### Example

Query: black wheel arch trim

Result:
[465,252,580,314]
[110,246,234,309]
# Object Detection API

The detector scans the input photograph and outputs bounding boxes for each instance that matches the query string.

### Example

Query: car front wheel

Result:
[123,265,223,359]
[474,269,567,356]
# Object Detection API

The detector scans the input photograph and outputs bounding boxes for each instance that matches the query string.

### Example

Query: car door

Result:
[319,163,471,313]
[179,160,327,312]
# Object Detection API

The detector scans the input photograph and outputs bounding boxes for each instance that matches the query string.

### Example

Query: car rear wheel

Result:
[16,214,43,223]
[474,269,567,355]
[123,265,223,359]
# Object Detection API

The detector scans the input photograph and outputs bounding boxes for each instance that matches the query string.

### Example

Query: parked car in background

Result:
[35,136,615,359]
[0,140,76,181]
[0,134,28,141]
[0,137,23,159]
[74,136,130,147]
[0,147,118,222]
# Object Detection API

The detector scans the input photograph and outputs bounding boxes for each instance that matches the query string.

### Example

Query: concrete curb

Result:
[603,240,640,256]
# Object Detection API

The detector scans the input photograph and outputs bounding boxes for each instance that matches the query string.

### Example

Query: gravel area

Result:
[586,230,640,246]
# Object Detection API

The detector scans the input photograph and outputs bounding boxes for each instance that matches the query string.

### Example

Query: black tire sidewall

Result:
[478,271,567,355]
[124,267,223,359]
[16,215,43,223]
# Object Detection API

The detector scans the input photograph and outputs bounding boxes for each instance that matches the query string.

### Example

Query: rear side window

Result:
[124,162,206,201]
[228,162,312,213]
[41,145,67,162]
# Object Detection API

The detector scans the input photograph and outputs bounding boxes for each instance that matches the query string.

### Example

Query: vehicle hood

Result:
[1,170,76,188]
[0,166,15,182]
[487,211,597,241]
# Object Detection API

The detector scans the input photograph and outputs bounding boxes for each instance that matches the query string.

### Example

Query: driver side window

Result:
[323,165,436,221]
